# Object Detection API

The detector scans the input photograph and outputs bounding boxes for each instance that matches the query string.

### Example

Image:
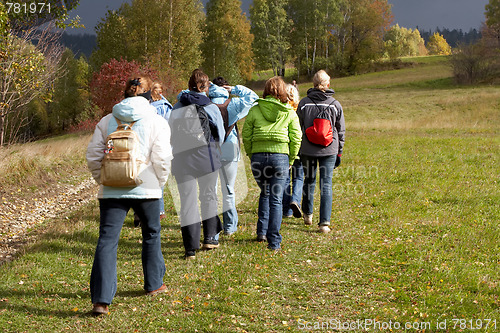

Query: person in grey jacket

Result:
[208,77,258,236]
[297,70,345,233]
[86,74,172,314]
[169,69,225,260]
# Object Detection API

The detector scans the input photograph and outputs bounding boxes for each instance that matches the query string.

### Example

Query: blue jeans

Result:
[283,159,304,216]
[220,161,239,234]
[301,154,336,226]
[251,153,289,250]
[91,199,166,305]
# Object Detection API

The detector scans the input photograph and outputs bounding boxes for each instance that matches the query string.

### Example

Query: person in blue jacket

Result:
[208,77,258,236]
[150,82,173,220]
[151,82,173,122]
[169,69,225,259]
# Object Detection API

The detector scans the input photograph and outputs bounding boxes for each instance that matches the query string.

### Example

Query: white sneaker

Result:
[319,225,331,233]
[304,214,313,225]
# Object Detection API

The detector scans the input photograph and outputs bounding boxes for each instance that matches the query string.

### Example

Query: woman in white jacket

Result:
[86,75,172,315]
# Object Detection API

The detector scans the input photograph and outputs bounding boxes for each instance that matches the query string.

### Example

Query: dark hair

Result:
[212,76,229,87]
[188,69,209,92]
[263,76,288,103]
[124,74,152,98]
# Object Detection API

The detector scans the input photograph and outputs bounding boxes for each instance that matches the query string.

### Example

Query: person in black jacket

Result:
[297,70,346,233]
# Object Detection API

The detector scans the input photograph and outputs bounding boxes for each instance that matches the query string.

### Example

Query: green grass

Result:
[1,57,499,332]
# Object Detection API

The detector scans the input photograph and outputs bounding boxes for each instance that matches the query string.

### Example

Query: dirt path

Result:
[0,177,98,265]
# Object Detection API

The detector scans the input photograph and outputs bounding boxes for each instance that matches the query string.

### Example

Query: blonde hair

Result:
[286,84,299,110]
[152,82,163,101]
[263,76,288,103]
[313,70,330,91]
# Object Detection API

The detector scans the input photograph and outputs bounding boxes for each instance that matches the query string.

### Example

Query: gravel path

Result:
[0,177,98,265]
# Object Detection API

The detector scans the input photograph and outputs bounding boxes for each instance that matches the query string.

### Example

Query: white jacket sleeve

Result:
[150,116,173,187]
[86,116,110,184]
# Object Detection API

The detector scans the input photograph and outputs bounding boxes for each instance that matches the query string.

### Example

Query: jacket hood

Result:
[208,84,230,103]
[112,96,153,122]
[256,96,292,122]
[306,88,335,102]
[178,90,211,106]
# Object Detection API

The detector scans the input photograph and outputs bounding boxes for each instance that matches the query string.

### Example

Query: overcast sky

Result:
[66,0,489,35]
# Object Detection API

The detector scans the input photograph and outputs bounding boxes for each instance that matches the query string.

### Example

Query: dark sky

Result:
[66,0,489,35]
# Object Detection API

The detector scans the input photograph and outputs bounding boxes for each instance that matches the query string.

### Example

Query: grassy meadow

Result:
[0,56,499,332]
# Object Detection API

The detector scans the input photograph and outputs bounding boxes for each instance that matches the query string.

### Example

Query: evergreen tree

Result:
[250,0,291,76]
[202,0,254,82]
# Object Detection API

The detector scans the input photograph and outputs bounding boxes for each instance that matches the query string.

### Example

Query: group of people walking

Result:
[86,68,345,315]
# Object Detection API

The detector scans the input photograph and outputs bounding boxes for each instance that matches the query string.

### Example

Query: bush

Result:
[450,42,500,84]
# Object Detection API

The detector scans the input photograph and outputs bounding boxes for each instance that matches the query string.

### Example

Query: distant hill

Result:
[60,32,96,59]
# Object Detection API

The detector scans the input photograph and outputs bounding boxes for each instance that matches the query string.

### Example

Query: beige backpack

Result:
[101,118,143,187]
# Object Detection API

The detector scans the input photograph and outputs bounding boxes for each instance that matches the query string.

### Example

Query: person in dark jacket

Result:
[169,69,225,259]
[297,70,345,233]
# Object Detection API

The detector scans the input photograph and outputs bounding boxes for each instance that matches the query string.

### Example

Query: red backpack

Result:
[305,99,337,147]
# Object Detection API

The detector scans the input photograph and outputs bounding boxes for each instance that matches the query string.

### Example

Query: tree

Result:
[427,32,452,55]
[90,58,159,116]
[47,49,92,133]
[91,0,205,79]
[333,0,393,74]
[485,0,500,46]
[250,0,291,76]
[384,24,426,59]
[288,0,343,76]
[6,0,80,31]
[0,24,64,146]
[202,0,254,82]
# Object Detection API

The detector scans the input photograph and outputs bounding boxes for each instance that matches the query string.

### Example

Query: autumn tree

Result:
[202,0,254,82]
[427,32,452,55]
[288,0,343,76]
[90,58,159,116]
[332,0,392,74]
[0,24,64,146]
[485,0,500,46]
[47,48,92,133]
[250,0,291,76]
[384,24,426,58]
[91,0,204,79]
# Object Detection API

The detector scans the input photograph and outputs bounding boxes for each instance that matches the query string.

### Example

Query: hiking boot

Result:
[146,284,167,296]
[202,238,219,250]
[319,225,331,233]
[184,250,196,260]
[303,214,313,225]
[256,234,267,242]
[290,202,302,218]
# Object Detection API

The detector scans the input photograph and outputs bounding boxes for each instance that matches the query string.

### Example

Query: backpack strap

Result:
[215,99,237,142]
[115,117,136,130]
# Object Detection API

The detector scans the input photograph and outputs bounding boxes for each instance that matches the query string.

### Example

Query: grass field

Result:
[0,57,499,332]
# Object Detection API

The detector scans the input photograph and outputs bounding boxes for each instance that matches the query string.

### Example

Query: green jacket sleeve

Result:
[242,106,255,159]
[287,112,302,165]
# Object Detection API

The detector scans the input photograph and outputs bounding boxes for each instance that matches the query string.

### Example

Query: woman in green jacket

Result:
[242,76,302,251]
